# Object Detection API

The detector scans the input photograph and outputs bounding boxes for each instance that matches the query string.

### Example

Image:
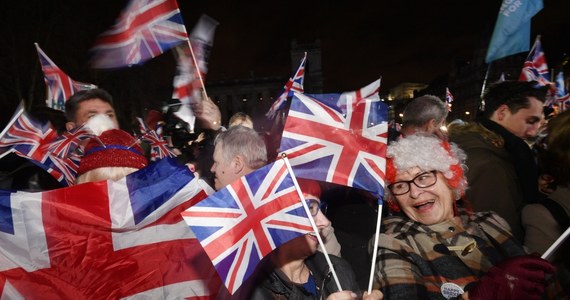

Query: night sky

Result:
[1,0,569,127]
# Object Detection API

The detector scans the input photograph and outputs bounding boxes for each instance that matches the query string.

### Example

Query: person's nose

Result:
[409,183,423,199]
[314,211,331,229]
[526,123,541,138]
[210,163,216,174]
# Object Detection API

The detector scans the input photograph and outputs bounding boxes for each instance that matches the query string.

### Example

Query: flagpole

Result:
[0,102,25,141]
[367,202,383,294]
[479,63,492,111]
[186,40,209,100]
[541,226,570,261]
[281,154,343,292]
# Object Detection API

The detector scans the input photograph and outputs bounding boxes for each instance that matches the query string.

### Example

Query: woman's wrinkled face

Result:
[392,167,455,225]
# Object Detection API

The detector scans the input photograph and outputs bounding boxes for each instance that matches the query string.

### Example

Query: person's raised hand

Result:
[192,92,221,131]
[467,254,554,300]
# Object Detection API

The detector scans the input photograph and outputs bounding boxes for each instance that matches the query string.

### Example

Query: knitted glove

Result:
[468,254,555,300]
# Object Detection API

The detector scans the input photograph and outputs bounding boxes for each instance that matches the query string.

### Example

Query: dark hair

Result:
[64,88,113,122]
[543,110,570,185]
[481,80,548,118]
[29,106,67,134]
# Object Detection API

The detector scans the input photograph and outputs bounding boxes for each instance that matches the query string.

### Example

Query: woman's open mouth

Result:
[414,200,435,212]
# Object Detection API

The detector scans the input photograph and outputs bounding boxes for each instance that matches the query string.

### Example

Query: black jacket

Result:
[247,252,360,300]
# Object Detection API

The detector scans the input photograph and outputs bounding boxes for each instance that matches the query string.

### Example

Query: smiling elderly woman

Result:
[370,134,555,300]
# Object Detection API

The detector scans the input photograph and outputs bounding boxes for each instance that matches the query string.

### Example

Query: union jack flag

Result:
[555,71,570,111]
[172,15,218,105]
[90,0,189,69]
[136,117,176,161]
[48,124,92,159]
[35,43,96,111]
[519,35,551,86]
[181,159,313,294]
[445,87,454,112]
[0,108,57,163]
[266,52,307,119]
[0,158,224,299]
[0,108,91,186]
[279,79,388,199]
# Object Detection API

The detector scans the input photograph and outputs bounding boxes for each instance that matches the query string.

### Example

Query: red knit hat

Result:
[297,178,322,198]
[78,129,148,176]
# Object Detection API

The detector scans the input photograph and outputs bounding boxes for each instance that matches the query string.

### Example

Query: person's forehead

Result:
[395,166,423,180]
[78,98,113,111]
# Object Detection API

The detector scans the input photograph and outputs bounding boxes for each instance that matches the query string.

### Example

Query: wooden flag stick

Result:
[186,40,209,100]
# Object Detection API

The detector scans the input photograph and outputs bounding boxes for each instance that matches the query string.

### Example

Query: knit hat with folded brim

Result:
[78,128,148,176]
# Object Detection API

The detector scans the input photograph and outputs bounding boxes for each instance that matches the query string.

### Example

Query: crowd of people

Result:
[1,79,569,299]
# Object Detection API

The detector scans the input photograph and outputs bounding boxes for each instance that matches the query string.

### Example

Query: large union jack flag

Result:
[519,35,551,86]
[35,43,96,111]
[181,159,312,294]
[90,0,189,68]
[136,117,176,161]
[0,158,223,299]
[172,15,218,106]
[279,79,388,199]
[266,52,307,119]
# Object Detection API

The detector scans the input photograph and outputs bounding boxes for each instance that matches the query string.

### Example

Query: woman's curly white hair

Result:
[386,134,468,202]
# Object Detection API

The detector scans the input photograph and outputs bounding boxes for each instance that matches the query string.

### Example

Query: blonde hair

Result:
[75,167,140,184]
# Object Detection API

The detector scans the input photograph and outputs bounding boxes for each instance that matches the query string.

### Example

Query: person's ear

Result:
[494,104,510,121]
[65,121,76,131]
[232,155,245,175]
[426,119,437,131]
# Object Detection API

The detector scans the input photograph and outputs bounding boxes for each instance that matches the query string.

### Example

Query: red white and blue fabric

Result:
[555,71,570,111]
[519,36,551,86]
[90,0,189,68]
[172,15,218,105]
[279,79,388,199]
[445,87,454,112]
[0,158,223,299]
[44,124,93,186]
[48,124,92,159]
[136,117,176,161]
[181,159,312,294]
[0,110,57,163]
[266,52,307,119]
[35,43,95,111]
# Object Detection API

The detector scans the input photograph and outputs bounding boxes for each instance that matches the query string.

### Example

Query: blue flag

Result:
[485,0,543,63]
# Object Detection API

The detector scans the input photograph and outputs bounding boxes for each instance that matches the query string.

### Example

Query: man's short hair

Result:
[481,80,548,118]
[64,88,113,122]
[215,125,267,169]
[402,95,448,127]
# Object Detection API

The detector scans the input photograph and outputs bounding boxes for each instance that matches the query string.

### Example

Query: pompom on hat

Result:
[78,115,147,176]
[385,134,468,211]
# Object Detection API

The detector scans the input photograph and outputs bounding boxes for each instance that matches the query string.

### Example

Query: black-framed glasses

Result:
[387,170,438,196]
[306,199,328,216]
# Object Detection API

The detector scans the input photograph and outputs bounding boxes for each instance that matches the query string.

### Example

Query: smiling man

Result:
[448,80,548,241]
